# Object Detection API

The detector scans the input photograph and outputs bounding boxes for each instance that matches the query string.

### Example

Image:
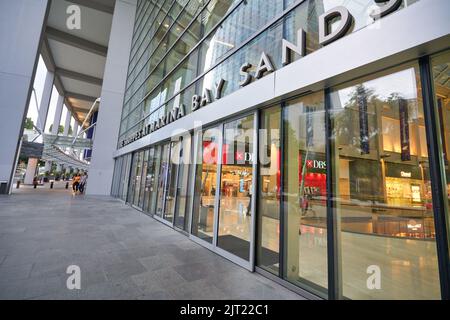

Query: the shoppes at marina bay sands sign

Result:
[121,0,402,147]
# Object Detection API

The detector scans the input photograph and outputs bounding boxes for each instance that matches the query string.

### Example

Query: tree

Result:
[24,117,34,130]
[49,124,65,134]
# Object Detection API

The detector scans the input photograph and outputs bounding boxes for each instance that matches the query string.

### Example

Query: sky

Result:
[26,56,75,137]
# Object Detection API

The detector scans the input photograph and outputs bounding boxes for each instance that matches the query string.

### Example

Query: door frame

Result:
[188,111,258,271]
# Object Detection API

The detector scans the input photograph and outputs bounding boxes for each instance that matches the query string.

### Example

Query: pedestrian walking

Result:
[79,173,88,194]
[72,174,81,193]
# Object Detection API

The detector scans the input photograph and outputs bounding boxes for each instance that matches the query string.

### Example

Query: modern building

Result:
[1,0,450,300]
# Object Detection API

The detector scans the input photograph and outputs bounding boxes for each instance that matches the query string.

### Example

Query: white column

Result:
[51,94,64,135]
[87,0,137,195]
[36,70,55,132]
[44,161,52,172]
[73,121,79,137]
[0,0,50,194]
[63,110,71,136]
[24,158,38,184]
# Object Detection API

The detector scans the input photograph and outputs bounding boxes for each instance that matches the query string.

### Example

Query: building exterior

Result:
[106,0,450,300]
[1,0,449,300]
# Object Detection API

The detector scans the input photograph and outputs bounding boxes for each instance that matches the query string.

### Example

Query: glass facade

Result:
[110,0,450,300]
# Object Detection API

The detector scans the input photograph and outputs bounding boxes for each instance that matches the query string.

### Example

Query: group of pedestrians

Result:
[72,173,88,194]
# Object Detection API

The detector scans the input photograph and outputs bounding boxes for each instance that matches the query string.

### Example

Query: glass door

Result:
[217,114,256,262]
[132,151,144,207]
[163,141,180,224]
[174,134,193,231]
[155,143,171,218]
[190,113,257,268]
[192,126,222,244]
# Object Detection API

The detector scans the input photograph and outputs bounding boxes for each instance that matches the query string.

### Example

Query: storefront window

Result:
[120,154,132,201]
[283,92,328,295]
[217,115,255,261]
[132,151,144,207]
[191,126,222,243]
[155,143,171,217]
[143,148,155,213]
[174,134,193,231]
[257,106,281,274]
[164,141,180,223]
[138,150,149,208]
[149,146,162,214]
[330,63,441,299]
[431,50,450,262]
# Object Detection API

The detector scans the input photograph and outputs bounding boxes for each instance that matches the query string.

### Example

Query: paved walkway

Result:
[0,185,304,300]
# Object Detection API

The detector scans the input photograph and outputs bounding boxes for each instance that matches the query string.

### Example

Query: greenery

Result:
[24,117,34,130]
[49,124,65,134]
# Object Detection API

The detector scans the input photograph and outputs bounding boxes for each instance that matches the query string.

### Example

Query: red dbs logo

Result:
[203,142,229,164]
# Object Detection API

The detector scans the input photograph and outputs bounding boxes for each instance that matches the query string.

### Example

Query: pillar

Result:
[51,94,64,135]
[63,110,71,136]
[36,70,55,132]
[87,0,137,195]
[44,161,52,172]
[73,121,79,138]
[24,158,39,184]
[0,0,50,194]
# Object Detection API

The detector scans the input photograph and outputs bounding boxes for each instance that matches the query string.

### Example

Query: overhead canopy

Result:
[42,144,90,170]
[41,0,115,126]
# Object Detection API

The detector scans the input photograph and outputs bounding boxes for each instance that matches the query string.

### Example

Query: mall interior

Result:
[1,0,450,300]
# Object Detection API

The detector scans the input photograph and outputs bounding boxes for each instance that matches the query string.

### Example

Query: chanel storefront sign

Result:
[121,1,401,147]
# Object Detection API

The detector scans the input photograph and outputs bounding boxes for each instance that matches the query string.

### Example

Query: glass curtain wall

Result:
[329,63,441,299]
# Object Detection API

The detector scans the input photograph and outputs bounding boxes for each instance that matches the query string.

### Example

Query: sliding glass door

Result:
[217,114,255,261]
[192,126,221,243]
[191,114,257,267]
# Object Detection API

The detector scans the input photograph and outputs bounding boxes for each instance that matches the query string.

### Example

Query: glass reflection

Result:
[283,92,328,295]
[192,126,222,243]
[217,115,254,261]
[330,64,440,299]
[257,106,281,274]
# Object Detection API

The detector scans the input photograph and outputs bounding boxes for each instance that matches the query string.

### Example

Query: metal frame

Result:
[126,0,195,89]
[324,87,341,300]
[130,0,162,58]
[187,111,258,271]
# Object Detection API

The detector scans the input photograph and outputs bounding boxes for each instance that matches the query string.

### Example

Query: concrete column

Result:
[63,110,71,136]
[56,164,62,172]
[0,0,50,194]
[36,71,55,132]
[87,0,137,195]
[73,121,79,138]
[24,158,38,184]
[51,94,64,135]
[44,161,52,172]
